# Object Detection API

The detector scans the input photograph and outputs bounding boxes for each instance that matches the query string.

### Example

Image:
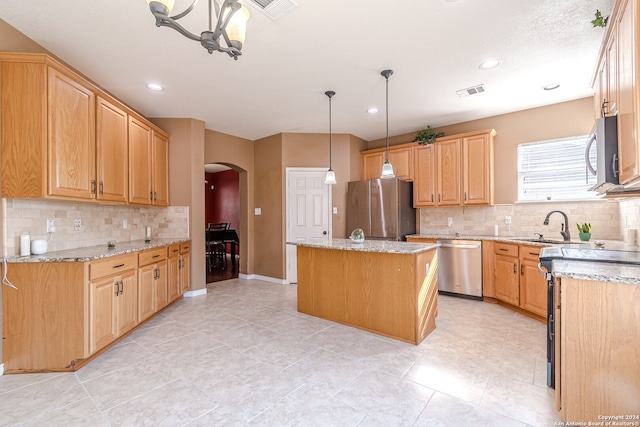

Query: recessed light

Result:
[146,83,164,91]
[479,59,500,70]
[543,83,560,91]
[367,107,379,114]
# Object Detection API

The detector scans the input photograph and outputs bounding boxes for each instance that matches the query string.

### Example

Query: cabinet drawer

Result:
[168,243,181,258]
[90,253,137,280]
[494,242,519,257]
[139,247,167,266]
[180,241,190,254]
[520,245,542,260]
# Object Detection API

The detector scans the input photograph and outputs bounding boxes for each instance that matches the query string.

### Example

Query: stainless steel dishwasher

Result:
[436,239,483,299]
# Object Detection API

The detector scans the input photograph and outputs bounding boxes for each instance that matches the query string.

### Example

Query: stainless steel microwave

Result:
[586,115,619,193]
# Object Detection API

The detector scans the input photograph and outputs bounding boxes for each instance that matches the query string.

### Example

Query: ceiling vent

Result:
[246,0,298,21]
[456,84,487,98]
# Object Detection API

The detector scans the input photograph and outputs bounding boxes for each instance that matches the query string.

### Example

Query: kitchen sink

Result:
[512,238,565,245]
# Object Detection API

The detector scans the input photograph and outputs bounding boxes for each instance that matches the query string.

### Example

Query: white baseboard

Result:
[242,274,289,284]
[0,363,4,376]
[183,288,207,298]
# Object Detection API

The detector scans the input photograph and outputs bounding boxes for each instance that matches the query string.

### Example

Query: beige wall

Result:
[0,18,47,53]
[368,97,596,204]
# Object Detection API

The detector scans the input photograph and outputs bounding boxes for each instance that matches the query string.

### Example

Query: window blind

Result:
[517,135,598,201]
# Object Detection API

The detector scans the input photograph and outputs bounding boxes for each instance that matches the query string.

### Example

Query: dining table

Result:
[206,228,239,269]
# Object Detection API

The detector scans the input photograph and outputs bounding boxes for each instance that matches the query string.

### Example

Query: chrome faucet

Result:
[543,210,571,242]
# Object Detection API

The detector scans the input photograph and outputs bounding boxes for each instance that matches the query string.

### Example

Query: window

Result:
[517,135,598,201]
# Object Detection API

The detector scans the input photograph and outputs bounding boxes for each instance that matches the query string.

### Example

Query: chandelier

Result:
[146,0,250,60]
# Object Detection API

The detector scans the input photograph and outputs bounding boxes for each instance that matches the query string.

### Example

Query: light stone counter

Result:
[552,260,640,285]
[4,238,189,263]
[287,238,438,254]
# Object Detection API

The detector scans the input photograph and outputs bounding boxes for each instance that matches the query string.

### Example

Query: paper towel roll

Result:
[20,233,30,256]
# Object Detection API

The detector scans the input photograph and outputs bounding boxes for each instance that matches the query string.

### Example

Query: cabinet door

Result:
[617,0,640,184]
[96,97,128,203]
[436,139,461,205]
[388,147,413,181]
[519,258,547,317]
[138,263,155,322]
[413,145,436,207]
[128,116,152,205]
[362,152,385,180]
[116,269,138,336]
[152,131,169,206]
[155,260,168,311]
[494,254,519,305]
[605,31,618,117]
[47,68,96,199]
[88,276,117,354]
[463,134,493,205]
[168,254,181,302]
[180,252,191,294]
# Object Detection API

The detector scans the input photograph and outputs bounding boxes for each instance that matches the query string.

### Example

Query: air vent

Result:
[456,84,487,97]
[246,0,297,20]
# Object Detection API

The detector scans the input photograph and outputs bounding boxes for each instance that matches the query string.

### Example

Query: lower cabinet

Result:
[491,242,547,319]
[167,243,181,302]
[138,247,168,322]
[180,242,191,294]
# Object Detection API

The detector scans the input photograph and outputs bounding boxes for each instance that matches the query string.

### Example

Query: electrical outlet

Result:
[123,219,128,229]
[46,219,55,233]
[74,219,81,231]
[505,216,512,225]
[447,217,453,227]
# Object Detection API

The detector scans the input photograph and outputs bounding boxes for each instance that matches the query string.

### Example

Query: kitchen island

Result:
[289,238,438,345]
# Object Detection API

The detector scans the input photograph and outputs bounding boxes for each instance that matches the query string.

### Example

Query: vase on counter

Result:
[579,232,591,242]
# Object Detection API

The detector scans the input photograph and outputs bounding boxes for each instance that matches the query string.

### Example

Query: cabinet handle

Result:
[152,254,160,258]
[119,280,124,295]
[529,252,538,256]
[99,181,104,195]
[150,191,154,202]
[499,248,508,252]
[464,191,467,201]
[91,180,97,194]
[438,194,441,203]
[513,263,516,274]
[114,282,119,296]
[113,263,125,269]
[153,191,157,201]
[520,265,524,275]
[430,194,433,203]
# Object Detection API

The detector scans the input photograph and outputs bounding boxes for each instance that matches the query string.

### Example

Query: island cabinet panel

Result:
[296,246,438,344]
[559,278,640,422]
[2,262,86,372]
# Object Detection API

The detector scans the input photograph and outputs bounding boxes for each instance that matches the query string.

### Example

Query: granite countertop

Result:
[552,260,640,285]
[4,238,190,263]
[287,238,438,254]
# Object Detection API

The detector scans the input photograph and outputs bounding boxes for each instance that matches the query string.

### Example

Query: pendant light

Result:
[380,69,395,178]
[324,90,337,185]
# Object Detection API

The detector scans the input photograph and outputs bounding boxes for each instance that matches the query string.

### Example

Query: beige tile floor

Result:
[0,278,560,426]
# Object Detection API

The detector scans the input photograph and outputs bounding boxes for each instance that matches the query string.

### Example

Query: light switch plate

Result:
[333,207,338,214]
[255,208,262,215]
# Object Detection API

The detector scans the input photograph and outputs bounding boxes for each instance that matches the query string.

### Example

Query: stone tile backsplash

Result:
[418,200,628,242]
[4,198,189,256]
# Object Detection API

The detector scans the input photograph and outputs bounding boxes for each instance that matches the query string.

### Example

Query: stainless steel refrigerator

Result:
[346,178,416,241]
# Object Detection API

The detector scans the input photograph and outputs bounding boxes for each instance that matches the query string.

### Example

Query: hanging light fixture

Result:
[146,0,250,60]
[324,90,337,185]
[380,69,395,178]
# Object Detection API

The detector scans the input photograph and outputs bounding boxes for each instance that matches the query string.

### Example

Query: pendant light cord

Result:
[325,91,335,170]
[385,75,389,162]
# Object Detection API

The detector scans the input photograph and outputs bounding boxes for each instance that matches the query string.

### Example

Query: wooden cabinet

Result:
[88,253,138,354]
[138,247,168,322]
[0,52,169,205]
[180,242,191,294]
[494,243,520,306]
[405,237,437,243]
[361,143,414,181]
[413,129,495,208]
[492,242,548,319]
[557,277,640,422]
[481,240,496,298]
[518,245,547,317]
[128,116,170,206]
[96,96,128,203]
[167,243,182,302]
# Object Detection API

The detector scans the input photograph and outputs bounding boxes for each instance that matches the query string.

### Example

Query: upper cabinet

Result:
[361,143,414,181]
[128,116,169,206]
[412,129,495,207]
[0,52,169,205]
[592,0,640,186]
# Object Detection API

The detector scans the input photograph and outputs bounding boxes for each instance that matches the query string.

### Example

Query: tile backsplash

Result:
[4,198,189,256]
[418,200,627,242]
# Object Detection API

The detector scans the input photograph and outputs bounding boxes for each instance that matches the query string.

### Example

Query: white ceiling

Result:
[0,0,613,142]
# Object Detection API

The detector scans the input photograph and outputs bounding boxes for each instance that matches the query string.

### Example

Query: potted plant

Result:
[414,126,444,145]
[577,223,592,241]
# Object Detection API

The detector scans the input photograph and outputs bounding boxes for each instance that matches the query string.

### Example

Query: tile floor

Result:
[0,278,560,426]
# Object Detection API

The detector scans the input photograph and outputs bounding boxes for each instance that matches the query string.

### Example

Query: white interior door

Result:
[286,168,331,283]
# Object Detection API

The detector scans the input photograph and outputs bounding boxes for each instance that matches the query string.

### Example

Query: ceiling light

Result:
[380,69,395,179]
[367,107,379,114]
[479,59,500,70]
[146,0,250,60]
[543,83,560,91]
[146,82,165,91]
[324,91,337,185]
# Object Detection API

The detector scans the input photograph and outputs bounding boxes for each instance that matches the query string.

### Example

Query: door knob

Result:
[323,231,327,235]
